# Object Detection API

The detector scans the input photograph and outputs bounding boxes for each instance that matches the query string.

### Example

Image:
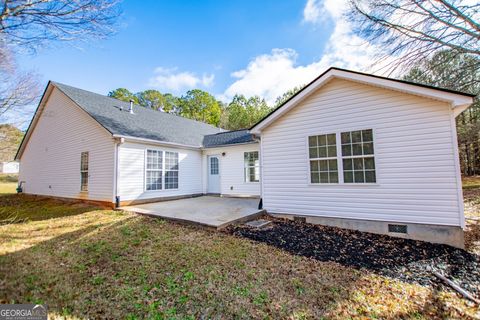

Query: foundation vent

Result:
[294,216,306,223]
[388,224,408,234]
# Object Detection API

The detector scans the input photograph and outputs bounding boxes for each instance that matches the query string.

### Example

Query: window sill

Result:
[144,188,179,192]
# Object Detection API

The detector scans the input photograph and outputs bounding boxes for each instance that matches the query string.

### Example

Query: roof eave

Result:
[15,82,54,160]
[251,68,475,134]
[112,134,202,150]
[201,140,259,149]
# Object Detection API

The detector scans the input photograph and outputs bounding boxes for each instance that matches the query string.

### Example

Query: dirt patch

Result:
[227,218,480,299]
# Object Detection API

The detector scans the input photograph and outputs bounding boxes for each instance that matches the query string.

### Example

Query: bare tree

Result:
[0,0,121,125]
[0,43,39,118]
[349,0,480,73]
[0,0,121,51]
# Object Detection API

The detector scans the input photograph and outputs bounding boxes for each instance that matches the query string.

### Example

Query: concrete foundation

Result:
[270,213,465,249]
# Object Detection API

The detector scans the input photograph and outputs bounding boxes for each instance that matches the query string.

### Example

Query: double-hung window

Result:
[146,149,179,191]
[244,151,260,182]
[308,129,376,184]
[80,151,89,191]
[146,150,163,190]
[308,134,338,183]
[165,151,179,189]
[341,129,376,183]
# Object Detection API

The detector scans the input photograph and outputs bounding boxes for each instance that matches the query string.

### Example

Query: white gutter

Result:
[112,134,201,150]
[113,137,124,207]
[201,141,259,149]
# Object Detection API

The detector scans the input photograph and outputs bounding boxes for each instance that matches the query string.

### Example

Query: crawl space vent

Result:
[388,224,408,234]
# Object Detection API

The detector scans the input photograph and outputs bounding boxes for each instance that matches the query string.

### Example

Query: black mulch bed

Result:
[226,218,480,299]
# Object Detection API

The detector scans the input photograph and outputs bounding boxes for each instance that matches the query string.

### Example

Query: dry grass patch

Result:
[0,182,16,194]
[0,195,478,319]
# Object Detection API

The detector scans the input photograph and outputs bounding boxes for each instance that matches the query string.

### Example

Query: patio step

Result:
[244,219,272,229]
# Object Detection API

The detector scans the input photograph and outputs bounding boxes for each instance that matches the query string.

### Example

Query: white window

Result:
[244,151,260,182]
[80,151,89,191]
[308,134,338,183]
[341,129,376,183]
[165,151,179,189]
[210,157,219,175]
[146,150,163,190]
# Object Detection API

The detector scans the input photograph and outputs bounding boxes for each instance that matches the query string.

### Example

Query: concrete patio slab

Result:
[119,196,264,229]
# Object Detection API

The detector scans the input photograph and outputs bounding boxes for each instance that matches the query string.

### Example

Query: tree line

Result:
[107,87,290,130]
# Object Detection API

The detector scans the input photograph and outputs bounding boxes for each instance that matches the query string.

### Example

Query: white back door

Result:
[207,155,220,194]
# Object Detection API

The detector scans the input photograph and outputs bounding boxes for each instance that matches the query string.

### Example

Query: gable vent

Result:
[388,224,408,234]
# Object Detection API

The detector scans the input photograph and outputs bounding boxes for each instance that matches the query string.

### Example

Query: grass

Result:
[0,174,17,194]
[0,195,479,319]
[463,176,480,219]
[463,176,480,190]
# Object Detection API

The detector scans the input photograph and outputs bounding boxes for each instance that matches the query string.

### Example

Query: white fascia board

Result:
[332,69,474,108]
[112,134,201,150]
[251,69,474,133]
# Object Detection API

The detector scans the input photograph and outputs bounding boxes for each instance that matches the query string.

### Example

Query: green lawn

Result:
[0,195,478,319]
[0,174,17,194]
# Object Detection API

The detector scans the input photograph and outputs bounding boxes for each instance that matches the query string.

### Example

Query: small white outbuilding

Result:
[0,161,19,174]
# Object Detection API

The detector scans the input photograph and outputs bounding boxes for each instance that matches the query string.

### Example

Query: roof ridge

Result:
[51,81,222,131]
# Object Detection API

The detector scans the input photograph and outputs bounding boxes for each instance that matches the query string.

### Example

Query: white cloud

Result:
[221,0,389,104]
[148,67,214,92]
[221,49,327,104]
[303,0,322,23]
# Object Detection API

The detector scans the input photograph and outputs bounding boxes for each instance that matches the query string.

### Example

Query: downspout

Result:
[113,137,125,208]
[256,134,264,210]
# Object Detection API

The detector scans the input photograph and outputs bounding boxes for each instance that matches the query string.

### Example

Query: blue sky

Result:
[6,0,377,128]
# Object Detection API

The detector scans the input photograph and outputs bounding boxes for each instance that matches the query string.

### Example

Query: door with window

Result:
[207,155,220,194]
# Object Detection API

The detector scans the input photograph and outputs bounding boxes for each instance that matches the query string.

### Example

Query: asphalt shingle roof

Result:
[203,129,256,147]
[53,81,223,147]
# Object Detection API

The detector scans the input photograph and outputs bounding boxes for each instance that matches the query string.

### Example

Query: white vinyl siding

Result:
[202,144,261,197]
[18,88,114,202]
[118,142,201,201]
[261,78,462,227]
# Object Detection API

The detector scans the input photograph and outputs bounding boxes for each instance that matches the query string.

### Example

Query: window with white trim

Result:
[244,151,260,182]
[80,151,89,191]
[210,157,219,175]
[308,134,338,183]
[165,151,179,189]
[146,150,163,190]
[341,129,376,183]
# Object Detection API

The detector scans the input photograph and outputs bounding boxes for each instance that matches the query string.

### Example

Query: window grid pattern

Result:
[308,134,338,183]
[165,151,179,189]
[244,151,260,182]
[210,157,219,175]
[146,150,163,190]
[341,129,376,183]
[80,151,89,192]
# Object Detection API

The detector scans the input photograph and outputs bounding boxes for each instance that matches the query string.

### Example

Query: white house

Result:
[15,68,474,247]
[0,161,19,174]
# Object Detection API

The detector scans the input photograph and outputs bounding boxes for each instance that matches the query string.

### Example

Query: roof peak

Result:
[50,81,223,131]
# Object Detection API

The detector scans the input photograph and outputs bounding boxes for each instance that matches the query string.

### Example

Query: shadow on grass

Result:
[0,194,99,225]
[0,210,471,319]
[0,174,18,183]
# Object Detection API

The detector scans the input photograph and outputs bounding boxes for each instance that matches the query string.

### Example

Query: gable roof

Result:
[15,81,227,159]
[52,82,222,146]
[203,129,256,148]
[250,67,475,133]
